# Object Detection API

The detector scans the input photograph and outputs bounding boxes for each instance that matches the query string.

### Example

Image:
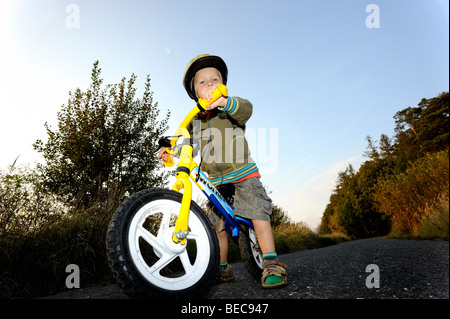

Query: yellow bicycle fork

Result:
[171,143,197,245]
[162,83,228,245]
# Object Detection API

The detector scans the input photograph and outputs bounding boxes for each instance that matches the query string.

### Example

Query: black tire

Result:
[106,188,219,299]
[238,224,263,281]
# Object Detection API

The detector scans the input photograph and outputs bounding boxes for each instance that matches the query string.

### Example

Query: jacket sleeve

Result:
[219,97,253,126]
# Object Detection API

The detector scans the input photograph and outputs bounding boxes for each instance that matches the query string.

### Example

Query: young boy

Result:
[158,54,287,289]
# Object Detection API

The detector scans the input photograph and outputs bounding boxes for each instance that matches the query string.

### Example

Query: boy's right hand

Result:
[198,84,228,110]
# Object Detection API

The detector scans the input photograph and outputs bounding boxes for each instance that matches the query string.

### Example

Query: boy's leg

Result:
[204,189,235,283]
[216,230,235,282]
[205,198,228,263]
[217,230,228,263]
[252,219,287,287]
[234,177,287,288]
[251,219,275,253]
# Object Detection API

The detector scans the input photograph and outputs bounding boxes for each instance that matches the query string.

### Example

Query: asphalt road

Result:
[209,237,449,299]
[38,238,449,300]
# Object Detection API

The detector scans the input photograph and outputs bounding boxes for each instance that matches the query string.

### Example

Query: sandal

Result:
[261,260,288,289]
[217,264,235,283]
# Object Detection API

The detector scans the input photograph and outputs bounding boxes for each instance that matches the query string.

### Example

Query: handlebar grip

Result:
[197,83,228,110]
[162,147,175,167]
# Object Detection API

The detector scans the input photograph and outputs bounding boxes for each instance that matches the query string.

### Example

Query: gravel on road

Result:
[37,238,449,300]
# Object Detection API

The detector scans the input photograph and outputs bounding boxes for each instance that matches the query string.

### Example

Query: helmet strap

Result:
[196,103,206,112]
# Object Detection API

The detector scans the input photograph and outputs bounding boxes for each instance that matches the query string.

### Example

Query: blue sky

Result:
[1,0,448,229]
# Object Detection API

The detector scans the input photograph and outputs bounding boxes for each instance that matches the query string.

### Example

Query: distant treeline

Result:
[319,92,449,239]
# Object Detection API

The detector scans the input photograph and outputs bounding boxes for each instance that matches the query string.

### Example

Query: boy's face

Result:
[193,67,223,100]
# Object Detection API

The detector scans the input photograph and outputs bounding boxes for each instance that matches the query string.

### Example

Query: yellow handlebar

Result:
[162,83,228,168]
[197,83,228,110]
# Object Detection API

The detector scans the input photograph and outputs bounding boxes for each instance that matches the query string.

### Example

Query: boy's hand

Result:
[207,96,227,110]
[157,148,168,161]
[199,85,228,110]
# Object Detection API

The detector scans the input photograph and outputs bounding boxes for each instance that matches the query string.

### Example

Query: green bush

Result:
[0,201,117,299]
[374,150,449,235]
[0,164,122,298]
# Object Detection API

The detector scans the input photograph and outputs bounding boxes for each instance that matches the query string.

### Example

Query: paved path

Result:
[38,238,449,300]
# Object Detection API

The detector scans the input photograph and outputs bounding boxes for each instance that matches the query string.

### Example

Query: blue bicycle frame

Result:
[190,166,254,238]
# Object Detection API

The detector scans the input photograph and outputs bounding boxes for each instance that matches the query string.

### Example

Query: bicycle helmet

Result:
[183,54,228,101]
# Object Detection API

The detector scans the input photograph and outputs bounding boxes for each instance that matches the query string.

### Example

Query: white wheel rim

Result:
[127,199,211,291]
[249,228,263,269]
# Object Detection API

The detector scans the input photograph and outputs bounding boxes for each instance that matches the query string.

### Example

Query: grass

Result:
[0,209,114,299]
[272,224,348,255]
[226,223,349,263]
[414,195,449,240]
[387,195,449,240]
[0,164,119,299]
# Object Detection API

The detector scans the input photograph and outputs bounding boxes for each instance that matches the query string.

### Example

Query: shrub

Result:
[415,195,449,240]
[0,164,123,298]
[374,150,449,235]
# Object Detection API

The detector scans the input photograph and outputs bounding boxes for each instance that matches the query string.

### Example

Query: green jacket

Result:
[188,97,258,186]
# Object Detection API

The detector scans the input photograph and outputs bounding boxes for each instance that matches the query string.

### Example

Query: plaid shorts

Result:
[206,177,272,232]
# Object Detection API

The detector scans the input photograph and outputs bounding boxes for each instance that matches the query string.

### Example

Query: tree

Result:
[319,161,390,239]
[34,61,170,208]
[393,91,449,161]
[271,204,292,229]
[320,92,448,238]
[318,194,342,235]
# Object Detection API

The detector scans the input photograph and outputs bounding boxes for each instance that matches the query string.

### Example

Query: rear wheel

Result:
[106,188,219,299]
[238,224,263,281]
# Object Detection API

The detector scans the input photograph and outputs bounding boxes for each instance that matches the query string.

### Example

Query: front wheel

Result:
[238,224,263,281]
[106,188,219,299]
